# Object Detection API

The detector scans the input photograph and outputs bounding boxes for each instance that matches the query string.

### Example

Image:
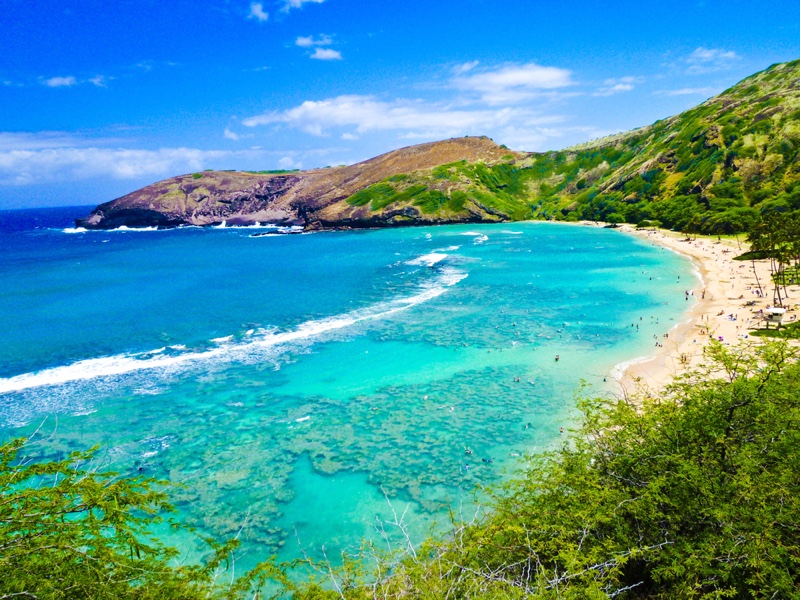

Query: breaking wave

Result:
[0,267,467,396]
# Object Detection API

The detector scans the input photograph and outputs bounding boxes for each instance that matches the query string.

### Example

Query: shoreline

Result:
[605,224,798,393]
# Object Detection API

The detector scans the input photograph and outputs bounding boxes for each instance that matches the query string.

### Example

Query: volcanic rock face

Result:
[76,136,518,230]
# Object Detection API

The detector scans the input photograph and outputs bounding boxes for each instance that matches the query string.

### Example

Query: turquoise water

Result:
[0,208,693,570]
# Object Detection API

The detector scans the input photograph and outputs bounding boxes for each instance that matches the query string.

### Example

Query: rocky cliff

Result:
[77,136,520,230]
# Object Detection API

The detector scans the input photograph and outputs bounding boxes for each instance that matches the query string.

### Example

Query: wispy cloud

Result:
[311,48,342,60]
[40,74,113,88]
[0,132,347,185]
[655,87,717,97]
[43,76,77,88]
[240,93,569,150]
[685,47,740,74]
[453,61,479,75]
[452,62,575,104]
[278,156,302,169]
[0,146,235,185]
[0,132,121,151]
[593,76,644,97]
[248,2,269,22]
[282,0,325,11]
[296,34,333,47]
[223,128,240,140]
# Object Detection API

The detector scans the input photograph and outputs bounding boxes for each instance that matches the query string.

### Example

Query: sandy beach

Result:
[606,225,800,393]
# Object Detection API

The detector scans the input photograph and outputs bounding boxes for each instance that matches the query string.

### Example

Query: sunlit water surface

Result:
[0,207,693,570]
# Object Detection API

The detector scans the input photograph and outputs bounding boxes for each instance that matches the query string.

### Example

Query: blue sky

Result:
[1,0,799,209]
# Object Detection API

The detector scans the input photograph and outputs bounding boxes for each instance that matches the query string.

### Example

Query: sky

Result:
[1,0,799,209]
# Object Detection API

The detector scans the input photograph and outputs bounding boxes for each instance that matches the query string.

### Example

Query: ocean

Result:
[0,206,694,570]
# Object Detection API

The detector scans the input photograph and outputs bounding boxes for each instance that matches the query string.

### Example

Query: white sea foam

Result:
[406,253,447,267]
[296,416,311,422]
[221,223,284,230]
[502,230,523,235]
[112,226,159,232]
[0,267,467,395]
[610,356,651,381]
[458,231,488,243]
[62,227,87,234]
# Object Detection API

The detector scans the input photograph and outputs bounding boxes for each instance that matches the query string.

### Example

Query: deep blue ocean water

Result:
[0,206,694,569]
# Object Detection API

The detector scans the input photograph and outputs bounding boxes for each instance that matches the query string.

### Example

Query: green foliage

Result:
[750,321,800,339]
[192,173,203,179]
[243,169,301,175]
[0,439,249,599]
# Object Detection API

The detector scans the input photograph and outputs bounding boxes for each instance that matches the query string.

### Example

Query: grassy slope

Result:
[340,59,800,233]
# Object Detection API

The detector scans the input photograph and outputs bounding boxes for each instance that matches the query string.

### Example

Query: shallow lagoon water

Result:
[0,208,694,570]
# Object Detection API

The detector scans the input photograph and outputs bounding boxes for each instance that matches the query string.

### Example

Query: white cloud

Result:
[0,132,121,151]
[296,34,333,47]
[453,61,479,75]
[593,76,643,97]
[43,76,77,88]
[685,47,740,74]
[0,146,242,185]
[41,75,112,88]
[498,125,609,152]
[224,128,240,140]
[311,48,342,61]
[283,0,325,11]
[0,132,351,186]
[341,132,358,140]
[655,87,717,97]
[241,94,563,145]
[278,156,302,169]
[248,2,269,22]
[453,62,575,104]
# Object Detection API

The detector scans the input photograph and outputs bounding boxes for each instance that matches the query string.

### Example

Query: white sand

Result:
[611,225,799,393]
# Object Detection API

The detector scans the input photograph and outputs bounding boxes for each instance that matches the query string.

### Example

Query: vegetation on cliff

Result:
[4,342,800,598]
[80,59,800,233]
[341,59,800,235]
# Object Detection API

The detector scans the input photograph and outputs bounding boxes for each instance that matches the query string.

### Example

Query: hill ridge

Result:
[78,58,800,233]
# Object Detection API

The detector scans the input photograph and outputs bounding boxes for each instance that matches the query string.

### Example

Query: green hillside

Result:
[343,58,800,234]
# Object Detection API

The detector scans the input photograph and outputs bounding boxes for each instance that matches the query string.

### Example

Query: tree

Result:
[0,438,245,599]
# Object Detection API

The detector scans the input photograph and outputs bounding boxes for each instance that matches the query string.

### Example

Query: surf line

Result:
[0,267,467,395]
